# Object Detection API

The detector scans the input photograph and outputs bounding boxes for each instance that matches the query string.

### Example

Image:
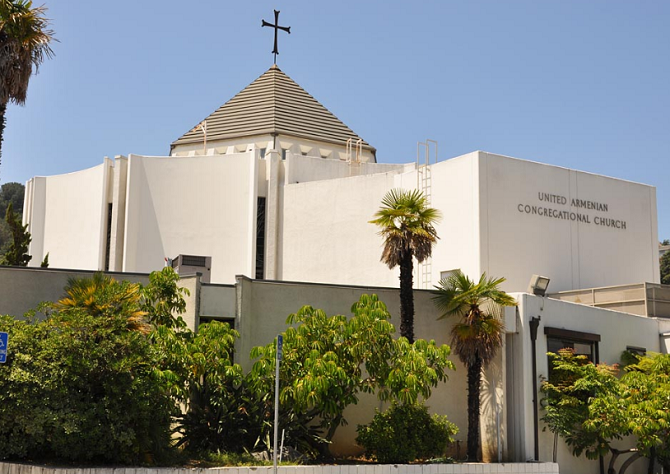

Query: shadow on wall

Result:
[481,358,505,463]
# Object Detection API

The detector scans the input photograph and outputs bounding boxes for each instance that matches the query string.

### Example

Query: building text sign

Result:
[517,192,627,230]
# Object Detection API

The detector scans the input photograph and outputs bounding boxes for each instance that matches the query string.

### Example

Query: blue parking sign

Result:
[276,334,283,361]
[0,331,7,363]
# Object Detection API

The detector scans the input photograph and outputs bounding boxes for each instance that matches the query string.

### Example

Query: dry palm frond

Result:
[0,0,55,105]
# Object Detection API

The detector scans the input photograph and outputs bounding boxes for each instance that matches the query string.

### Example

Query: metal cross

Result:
[262,10,290,64]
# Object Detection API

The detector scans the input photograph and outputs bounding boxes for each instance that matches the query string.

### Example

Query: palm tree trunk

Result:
[399,250,415,343]
[467,355,483,461]
[0,102,6,168]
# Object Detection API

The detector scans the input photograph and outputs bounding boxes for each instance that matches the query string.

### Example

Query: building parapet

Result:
[548,282,670,318]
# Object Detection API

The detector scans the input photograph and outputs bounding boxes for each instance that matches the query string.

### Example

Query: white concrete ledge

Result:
[1,462,559,474]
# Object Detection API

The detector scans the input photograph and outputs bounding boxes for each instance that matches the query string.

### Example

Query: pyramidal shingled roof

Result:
[171,65,375,153]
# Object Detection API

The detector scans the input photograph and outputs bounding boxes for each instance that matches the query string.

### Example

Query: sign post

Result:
[273,334,283,474]
[0,331,8,364]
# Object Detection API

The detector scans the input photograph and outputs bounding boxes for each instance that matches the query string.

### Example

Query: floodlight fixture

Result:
[528,275,550,297]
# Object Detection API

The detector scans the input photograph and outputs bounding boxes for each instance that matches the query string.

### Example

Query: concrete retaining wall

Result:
[1,462,559,474]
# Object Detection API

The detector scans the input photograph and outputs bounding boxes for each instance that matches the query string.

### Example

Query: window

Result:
[281,149,288,160]
[199,317,235,329]
[259,148,266,159]
[545,327,600,364]
[104,203,113,271]
[440,269,460,282]
[625,346,646,357]
[256,197,266,279]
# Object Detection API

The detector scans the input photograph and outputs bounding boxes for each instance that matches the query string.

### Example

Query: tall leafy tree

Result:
[250,294,454,457]
[0,201,30,265]
[0,182,24,253]
[432,271,516,461]
[542,350,670,474]
[0,0,54,168]
[370,188,440,343]
[660,249,670,285]
[0,181,24,213]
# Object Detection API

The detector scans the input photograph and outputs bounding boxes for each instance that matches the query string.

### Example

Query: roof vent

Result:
[171,254,212,283]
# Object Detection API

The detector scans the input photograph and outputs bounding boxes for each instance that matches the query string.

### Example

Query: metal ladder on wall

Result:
[416,139,438,289]
[346,138,363,176]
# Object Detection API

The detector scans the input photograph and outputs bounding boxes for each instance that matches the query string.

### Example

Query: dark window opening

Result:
[260,148,266,159]
[626,346,646,357]
[545,327,601,379]
[104,203,113,271]
[199,316,235,329]
[256,197,266,279]
[281,149,288,160]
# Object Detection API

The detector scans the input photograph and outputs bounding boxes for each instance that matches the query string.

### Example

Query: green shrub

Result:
[163,321,259,454]
[356,403,458,464]
[0,310,176,464]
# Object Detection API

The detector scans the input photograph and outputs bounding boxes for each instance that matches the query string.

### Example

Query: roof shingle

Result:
[171,65,375,153]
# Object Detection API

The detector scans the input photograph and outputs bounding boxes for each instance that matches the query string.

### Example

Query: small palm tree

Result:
[370,188,440,343]
[433,271,516,461]
[0,0,55,167]
[55,272,150,333]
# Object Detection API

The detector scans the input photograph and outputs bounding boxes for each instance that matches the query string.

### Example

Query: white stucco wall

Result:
[278,150,658,293]
[285,153,403,184]
[479,152,658,293]
[24,150,659,292]
[409,152,484,285]
[0,266,149,318]
[26,162,111,270]
[122,153,256,283]
[279,171,401,287]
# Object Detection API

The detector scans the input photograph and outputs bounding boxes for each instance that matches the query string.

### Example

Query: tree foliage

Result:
[0,0,55,167]
[0,201,31,265]
[0,182,24,255]
[0,182,22,213]
[151,321,255,454]
[356,402,458,464]
[432,271,516,461]
[54,272,150,332]
[250,294,454,457]
[1,276,459,464]
[540,349,619,460]
[660,249,670,285]
[542,350,670,473]
[0,267,194,464]
[142,266,189,328]
[370,188,441,343]
[0,309,176,464]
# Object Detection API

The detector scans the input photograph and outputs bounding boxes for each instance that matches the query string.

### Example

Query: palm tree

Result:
[0,0,54,167]
[55,272,150,333]
[433,271,516,461]
[370,188,440,343]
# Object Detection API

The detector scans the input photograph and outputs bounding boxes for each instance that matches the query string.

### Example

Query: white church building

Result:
[6,63,669,474]
[22,64,660,294]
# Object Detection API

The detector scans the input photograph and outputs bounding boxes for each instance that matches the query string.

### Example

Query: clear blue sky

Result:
[2,0,669,239]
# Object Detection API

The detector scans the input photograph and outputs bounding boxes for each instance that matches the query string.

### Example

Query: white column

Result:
[264,149,280,279]
[109,156,128,272]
